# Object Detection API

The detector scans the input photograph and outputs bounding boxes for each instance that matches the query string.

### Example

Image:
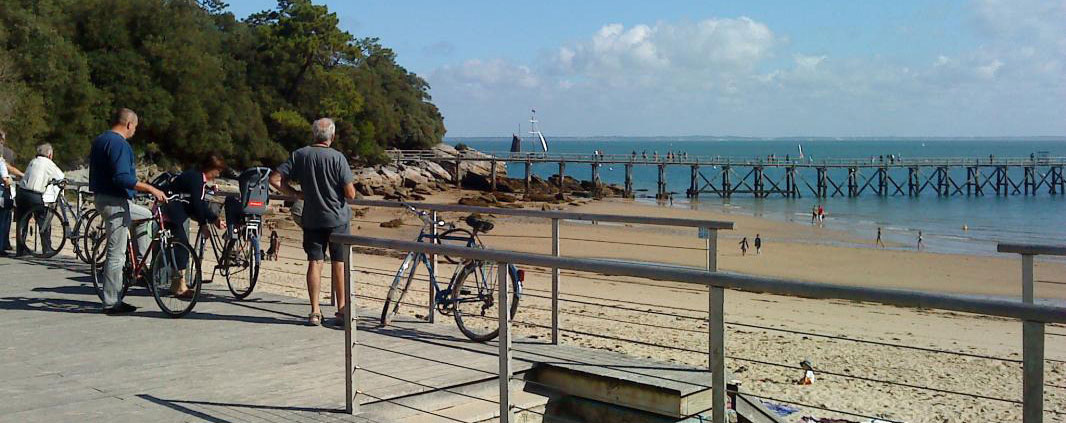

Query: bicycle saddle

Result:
[465,216,495,233]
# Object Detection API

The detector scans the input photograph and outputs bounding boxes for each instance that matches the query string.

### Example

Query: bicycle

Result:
[380,204,523,342]
[89,193,201,317]
[15,179,104,262]
[193,188,262,300]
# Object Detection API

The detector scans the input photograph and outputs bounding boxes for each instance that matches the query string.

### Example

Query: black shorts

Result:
[302,223,350,262]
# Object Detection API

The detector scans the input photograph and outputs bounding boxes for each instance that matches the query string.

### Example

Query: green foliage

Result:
[0,0,443,169]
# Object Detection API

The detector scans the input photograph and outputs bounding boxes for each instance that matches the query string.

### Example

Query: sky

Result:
[226,0,1066,138]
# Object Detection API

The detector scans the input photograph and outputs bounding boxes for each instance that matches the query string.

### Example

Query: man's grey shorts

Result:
[302,223,350,262]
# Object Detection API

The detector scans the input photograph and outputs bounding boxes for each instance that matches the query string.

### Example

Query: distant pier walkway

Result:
[389,150,1066,199]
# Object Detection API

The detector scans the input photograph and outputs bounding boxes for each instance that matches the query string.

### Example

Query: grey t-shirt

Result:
[276,145,354,229]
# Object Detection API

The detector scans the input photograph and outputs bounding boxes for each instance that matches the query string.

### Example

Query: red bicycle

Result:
[90,194,202,317]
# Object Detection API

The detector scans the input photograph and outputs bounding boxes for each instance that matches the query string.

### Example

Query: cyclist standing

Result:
[0,129,23,257]
[163,153,227,297]
[15,143,64,256]
[89,108,166,315]
[270,118,357,327]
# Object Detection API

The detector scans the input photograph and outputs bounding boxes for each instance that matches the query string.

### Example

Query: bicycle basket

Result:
[238,167,271,215]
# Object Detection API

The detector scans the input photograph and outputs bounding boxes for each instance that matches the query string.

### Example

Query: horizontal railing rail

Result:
[335,235,1064,422]
[341,237,1066,323]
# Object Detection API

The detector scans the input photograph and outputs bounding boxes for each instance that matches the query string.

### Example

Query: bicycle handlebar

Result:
[401,202,448,229]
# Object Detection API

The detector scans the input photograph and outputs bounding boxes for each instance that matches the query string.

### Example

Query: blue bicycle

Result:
[380,204,523,342]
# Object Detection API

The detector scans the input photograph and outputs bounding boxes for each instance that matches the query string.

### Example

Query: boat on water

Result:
[510,109,549,153]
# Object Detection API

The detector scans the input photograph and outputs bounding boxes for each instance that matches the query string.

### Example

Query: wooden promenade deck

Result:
[0,255,720,423]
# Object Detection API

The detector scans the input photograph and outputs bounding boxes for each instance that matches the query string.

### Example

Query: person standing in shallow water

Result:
[917,231,924,251]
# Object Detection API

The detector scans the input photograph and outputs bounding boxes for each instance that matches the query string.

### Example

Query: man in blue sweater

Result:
[89,108,166,314]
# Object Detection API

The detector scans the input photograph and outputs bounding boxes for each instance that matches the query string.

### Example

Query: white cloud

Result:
[427,4,1066,137]
[553,18,777,82]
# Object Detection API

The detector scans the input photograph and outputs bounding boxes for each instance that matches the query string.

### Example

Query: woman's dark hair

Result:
[200,153,227,172]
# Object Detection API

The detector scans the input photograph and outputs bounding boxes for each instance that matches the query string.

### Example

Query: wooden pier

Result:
[390,151,1066,199]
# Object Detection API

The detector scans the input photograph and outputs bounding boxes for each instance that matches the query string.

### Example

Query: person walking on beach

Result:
[754,234,762,255]
[270,118,357,327]
[817,205,825,223]
[811,206,818,224]
[917,231,924,251]
[90,108,167,315]
[876,227,885,248]
[739,237,749,256]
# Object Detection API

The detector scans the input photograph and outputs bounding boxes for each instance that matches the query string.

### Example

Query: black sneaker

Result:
[104,302,138,315]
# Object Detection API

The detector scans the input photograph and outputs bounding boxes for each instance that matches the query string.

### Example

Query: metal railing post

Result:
[1020,253,1042,422]
[343,246,358,414]
[551,218,560,344]
[706,228,726,423]
[428,211,438,323]
[1023,320,1045,423]
[498,262,513,423]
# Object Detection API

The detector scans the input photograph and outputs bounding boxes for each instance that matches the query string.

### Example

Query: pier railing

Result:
[997,243,1066,423]
[333,236,1066,423]
[390,149,1066,167]
[336,197,732,341]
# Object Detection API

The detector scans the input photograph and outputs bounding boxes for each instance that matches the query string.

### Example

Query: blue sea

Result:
[449,137,1066,258]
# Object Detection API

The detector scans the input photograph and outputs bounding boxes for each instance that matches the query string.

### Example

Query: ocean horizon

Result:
[449,137,1066,259]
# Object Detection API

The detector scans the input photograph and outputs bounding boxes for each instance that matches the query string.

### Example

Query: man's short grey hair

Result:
[311,118,336,144]
[37,143,53,157]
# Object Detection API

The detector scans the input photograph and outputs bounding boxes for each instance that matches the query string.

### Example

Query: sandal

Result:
[308,312,323,326]
[173,290,196,299]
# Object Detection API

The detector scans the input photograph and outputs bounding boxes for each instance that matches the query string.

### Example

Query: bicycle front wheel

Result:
[149,239,201,318]
[451,261,521,342]
[16,206,67,258]
[380,252,420,326]
[77,210,105,264]
[224,235,260,299]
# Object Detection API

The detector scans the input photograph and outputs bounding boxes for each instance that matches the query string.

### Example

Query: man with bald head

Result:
[89,108,166,315]
[270,118,356,326]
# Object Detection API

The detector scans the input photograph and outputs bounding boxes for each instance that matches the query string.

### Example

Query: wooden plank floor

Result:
[0,255,715,423]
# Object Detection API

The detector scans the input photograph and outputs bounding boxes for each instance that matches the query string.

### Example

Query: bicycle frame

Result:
[195,210,262,280]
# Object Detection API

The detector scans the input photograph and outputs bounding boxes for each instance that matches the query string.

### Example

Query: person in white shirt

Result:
[14,143,64,256]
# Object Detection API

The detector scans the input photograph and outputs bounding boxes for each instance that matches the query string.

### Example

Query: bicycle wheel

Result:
[380,252,421,326]
[438,228,477,264]
[75,209,103,264]
[451,261,521,342]
[149,239,201,318]
[224,235,260,299]
[81,210,107,265]
[91,239,132,302]
[16,206,67,258]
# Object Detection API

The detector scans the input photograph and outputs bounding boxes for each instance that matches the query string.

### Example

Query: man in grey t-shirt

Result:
[271,118,357,326]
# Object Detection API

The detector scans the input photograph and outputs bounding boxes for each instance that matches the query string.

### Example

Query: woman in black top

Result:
[165,153,227,297]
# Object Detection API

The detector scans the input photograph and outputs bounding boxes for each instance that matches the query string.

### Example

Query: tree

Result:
[0,0,443,169]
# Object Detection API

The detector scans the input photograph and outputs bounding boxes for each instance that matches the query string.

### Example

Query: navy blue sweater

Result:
[89,131,138,198]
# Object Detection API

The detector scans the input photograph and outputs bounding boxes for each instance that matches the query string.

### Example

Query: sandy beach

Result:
[226,191,1064,422]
